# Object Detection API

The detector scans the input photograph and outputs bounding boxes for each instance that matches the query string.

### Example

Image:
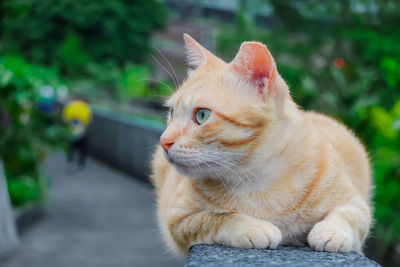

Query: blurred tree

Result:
[0,0,168,75]
[0,55,70,206]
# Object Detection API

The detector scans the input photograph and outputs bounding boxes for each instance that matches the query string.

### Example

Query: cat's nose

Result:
[160,137,174,153]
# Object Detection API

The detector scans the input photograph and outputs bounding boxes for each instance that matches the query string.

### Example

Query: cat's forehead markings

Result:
[174,86,200,107]
[168,90,185,107]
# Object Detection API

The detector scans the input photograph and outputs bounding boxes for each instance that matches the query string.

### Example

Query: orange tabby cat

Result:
[151,34,372,257]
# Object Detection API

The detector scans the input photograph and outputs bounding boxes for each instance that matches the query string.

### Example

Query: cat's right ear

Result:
[183,34,223,68]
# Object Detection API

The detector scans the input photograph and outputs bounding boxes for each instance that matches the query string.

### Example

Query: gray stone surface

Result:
[185,244,380,267]
[1,154,182,267]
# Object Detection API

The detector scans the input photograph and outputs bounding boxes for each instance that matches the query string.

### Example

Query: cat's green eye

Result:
[195,108,211,125]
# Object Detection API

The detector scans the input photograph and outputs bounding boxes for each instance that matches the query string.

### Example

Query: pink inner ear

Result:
[232,42,273,82]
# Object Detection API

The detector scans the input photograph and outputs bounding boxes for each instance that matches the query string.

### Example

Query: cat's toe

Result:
[308,221,353,253]
[260,222,282,249]
[226,220,282,249]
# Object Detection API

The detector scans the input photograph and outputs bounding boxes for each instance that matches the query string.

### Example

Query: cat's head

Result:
[160,34,293,183]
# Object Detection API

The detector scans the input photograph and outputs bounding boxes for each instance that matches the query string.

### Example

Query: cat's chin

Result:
[171,161,209,179]
[163,150,219,179]
[165,158,209,179]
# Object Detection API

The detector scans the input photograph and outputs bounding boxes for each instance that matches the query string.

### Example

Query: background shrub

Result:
[0,0,168,76]
[0,55,70,206]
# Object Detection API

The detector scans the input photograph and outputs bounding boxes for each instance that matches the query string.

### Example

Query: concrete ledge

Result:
[185,244,380,267]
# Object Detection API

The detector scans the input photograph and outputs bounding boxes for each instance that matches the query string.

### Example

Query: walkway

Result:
[2,154,183,267]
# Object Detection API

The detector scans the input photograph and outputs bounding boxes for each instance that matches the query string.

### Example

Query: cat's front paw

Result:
[216,215,282,249]
[308,221,354,252]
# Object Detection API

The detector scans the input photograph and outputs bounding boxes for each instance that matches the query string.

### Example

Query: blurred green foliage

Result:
[368,101,400,248]
[121,65,171,99]
[217,0,399,261]
[122,66,151,99]
[0,55,70,206]
[0,0,170,102]
[0,0,168,75]
[67,63,173,101]
[6,175,47,207]
[0,0,170,105]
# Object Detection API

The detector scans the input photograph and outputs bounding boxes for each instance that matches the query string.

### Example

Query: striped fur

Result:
[151,36,372,257]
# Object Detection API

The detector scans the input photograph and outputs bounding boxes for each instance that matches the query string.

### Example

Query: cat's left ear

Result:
[228,42,277,100]
[183,33,223,68]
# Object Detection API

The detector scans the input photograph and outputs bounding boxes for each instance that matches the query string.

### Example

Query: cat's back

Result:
[303,111,371,199]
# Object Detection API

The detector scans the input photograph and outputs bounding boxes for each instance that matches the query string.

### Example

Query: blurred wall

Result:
[86,108,164,181]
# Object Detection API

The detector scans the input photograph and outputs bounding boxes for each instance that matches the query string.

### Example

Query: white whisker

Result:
[151,54,178,89]
[197,153,255,193]
[135,78,173,92]
[152,45,179,89]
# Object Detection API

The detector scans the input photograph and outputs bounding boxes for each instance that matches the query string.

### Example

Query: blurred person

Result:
[62,97,92,170]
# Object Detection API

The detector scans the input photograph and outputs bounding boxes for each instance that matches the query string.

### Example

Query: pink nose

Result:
[160,137,174,152]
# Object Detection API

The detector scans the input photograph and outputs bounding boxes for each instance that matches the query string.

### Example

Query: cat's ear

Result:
[229,41,277,98]
[183,33,223,68]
